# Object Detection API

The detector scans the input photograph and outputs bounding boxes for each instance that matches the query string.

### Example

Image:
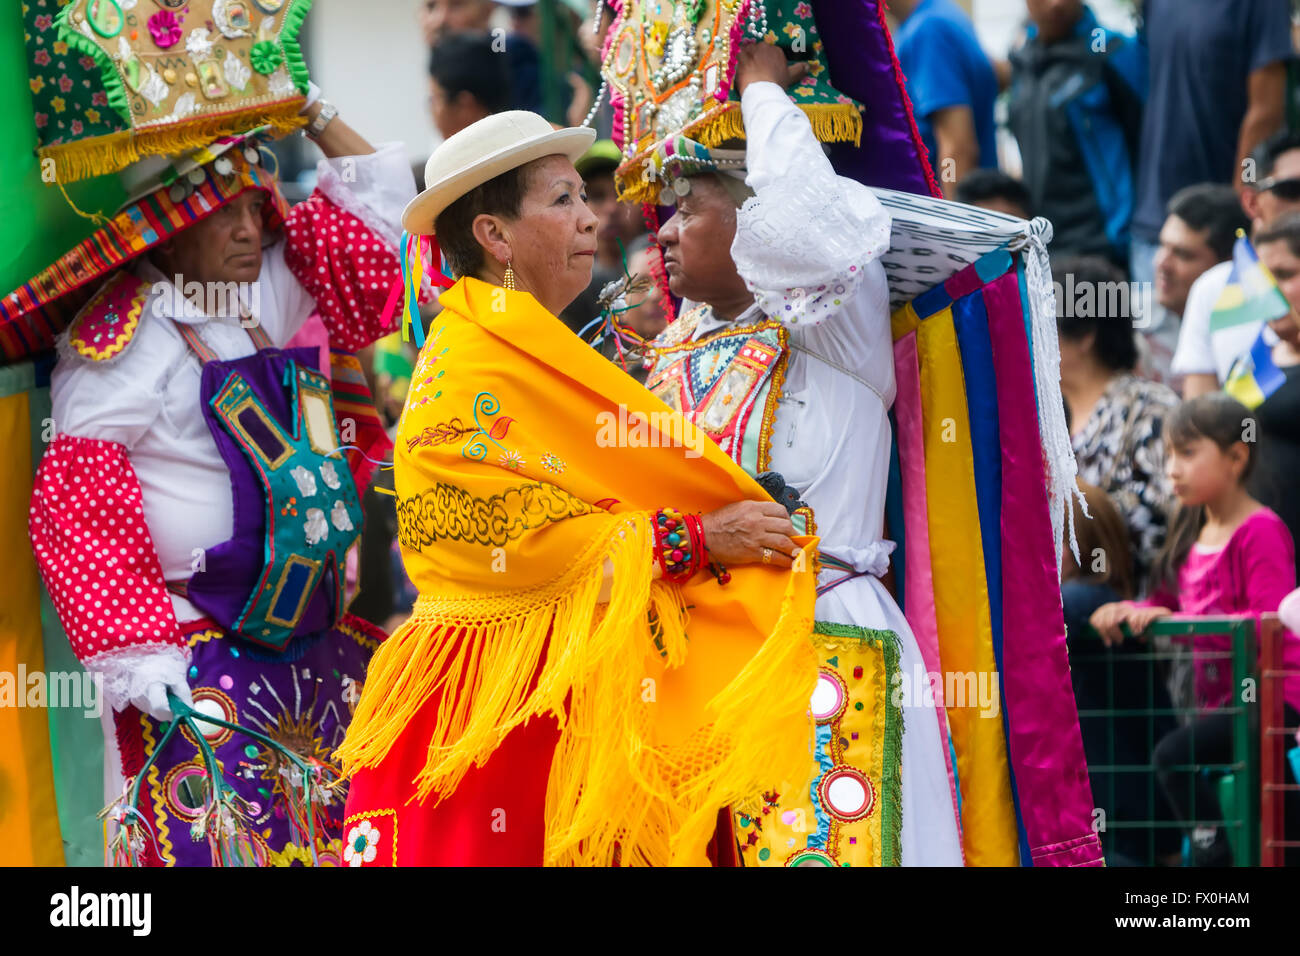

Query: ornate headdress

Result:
[600,0,863,202]
[28,0,311,183]
[2,0,314,364]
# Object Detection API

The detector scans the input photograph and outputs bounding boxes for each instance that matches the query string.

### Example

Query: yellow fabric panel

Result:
[737,626,898,867]
[0,389,62,866]
[913,306,1019,866]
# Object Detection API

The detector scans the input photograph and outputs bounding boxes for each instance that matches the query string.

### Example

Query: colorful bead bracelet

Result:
[654,507,704,583]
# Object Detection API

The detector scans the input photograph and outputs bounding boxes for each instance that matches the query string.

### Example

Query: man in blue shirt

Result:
[892,0,1001,198]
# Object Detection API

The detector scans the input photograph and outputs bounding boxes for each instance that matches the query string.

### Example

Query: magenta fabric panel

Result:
[983,271,1102,866]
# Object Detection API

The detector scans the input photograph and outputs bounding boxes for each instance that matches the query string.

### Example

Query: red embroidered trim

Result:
[66,272,152,362]
[114,709,164,868]
[879,0,943,199]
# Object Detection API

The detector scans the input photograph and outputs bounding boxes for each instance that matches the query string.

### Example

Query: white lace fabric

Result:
[730,82,892,326]
[1010,218,1087,571]
[314,142,413,257]
[86,642,192,714]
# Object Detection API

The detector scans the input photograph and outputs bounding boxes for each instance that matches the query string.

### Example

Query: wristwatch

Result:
[305,100,338,140]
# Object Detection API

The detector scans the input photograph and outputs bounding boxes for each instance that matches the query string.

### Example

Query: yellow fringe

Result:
[615,103,863,204]
[38,104,308,185]
[335,512,817,867]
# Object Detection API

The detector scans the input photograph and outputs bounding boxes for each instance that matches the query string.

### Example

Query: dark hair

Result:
[428,32,511,115]
[1051,254,1139,371]
[955,169,1032,217]
[1253,210,1300,259]
[434,164,532,278]
[1252,128,1300,180]
[1150,393,1258,592]
[1166,183,1248,261]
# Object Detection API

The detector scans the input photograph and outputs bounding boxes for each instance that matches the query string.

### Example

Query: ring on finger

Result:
[762,547,773,564]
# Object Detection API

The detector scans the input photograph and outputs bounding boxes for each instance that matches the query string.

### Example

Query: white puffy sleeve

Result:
[730,82,892,328]
[260,142,418,348]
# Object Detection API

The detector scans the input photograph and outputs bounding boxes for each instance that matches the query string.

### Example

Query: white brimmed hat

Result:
[402,111,595,235]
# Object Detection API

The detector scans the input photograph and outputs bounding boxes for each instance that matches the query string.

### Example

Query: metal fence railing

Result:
[1072,615,1260,866]
[1259,615,1300,866]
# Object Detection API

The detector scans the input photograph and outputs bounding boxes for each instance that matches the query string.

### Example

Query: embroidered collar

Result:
[685,299,765,341]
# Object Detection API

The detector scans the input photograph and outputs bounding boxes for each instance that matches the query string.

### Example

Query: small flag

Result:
[1209,232,1292,333]
[1224,326,1287,409]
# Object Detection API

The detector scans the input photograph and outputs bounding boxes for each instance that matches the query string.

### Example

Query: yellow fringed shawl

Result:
[336,278,819,866]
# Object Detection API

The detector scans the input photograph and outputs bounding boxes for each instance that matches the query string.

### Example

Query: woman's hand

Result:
[701,500,799,568]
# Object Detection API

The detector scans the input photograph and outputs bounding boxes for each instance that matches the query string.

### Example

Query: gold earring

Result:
[503,260,516,291]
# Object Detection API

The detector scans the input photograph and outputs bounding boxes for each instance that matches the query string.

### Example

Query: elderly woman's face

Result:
[506,155,599,313]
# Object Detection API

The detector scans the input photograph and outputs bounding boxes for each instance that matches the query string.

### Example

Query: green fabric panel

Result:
[27,380,105,867]
[1,1,125,297]
[0,361,35,399]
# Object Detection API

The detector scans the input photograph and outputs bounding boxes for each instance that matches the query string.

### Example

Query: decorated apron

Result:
[120,321,379,867]
[647,306,903,867]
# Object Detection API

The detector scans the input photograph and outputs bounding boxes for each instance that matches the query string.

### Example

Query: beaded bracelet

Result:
[654,507,704,583]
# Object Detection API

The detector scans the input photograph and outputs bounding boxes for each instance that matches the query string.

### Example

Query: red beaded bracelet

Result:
[654,507,704,583]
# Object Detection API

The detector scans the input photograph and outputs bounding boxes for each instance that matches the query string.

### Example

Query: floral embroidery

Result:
[500,450,525,470]
[147,10,182,48]
[405,417,475,452]
[540,452,565,475]
[186,27,215,58]
[250,40,284,74]
[290,465,318,497]
[460,392,515,462]
[344,820,380,866]
[303,508,328,545]
[330,499,354,533]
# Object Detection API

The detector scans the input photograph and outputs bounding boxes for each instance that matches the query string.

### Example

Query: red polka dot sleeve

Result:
[282,192,403,353]
[28,434,184,664]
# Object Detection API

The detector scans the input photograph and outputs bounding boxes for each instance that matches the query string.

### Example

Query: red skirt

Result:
[343,688,561,866]
[342,630,740,866]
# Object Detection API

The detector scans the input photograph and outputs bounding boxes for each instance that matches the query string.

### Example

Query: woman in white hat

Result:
[336,112,822,867]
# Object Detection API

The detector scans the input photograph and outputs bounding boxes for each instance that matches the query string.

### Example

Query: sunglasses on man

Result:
[1256,176,1300,201]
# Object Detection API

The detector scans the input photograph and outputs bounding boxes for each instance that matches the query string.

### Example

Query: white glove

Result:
[300,80,322,113]
[129,679,194,723]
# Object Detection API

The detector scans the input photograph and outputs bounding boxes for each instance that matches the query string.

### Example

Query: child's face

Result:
[1165,436,1245,505]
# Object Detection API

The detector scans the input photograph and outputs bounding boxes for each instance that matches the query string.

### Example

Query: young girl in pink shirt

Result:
[1091,393,1299,866]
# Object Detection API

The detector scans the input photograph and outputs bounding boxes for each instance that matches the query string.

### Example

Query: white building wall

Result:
[304,0,436,166]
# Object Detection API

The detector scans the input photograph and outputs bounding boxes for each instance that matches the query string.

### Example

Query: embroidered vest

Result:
[176,320,364,652]
[646,305,813,535]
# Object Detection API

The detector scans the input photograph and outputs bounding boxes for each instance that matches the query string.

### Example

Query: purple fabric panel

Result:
[811,0,939,196]
[187,346,334,638]
[131,618,375,865]
[983,271,1103,866]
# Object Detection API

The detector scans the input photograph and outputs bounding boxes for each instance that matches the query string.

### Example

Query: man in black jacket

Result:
[1007,0,1144,267]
